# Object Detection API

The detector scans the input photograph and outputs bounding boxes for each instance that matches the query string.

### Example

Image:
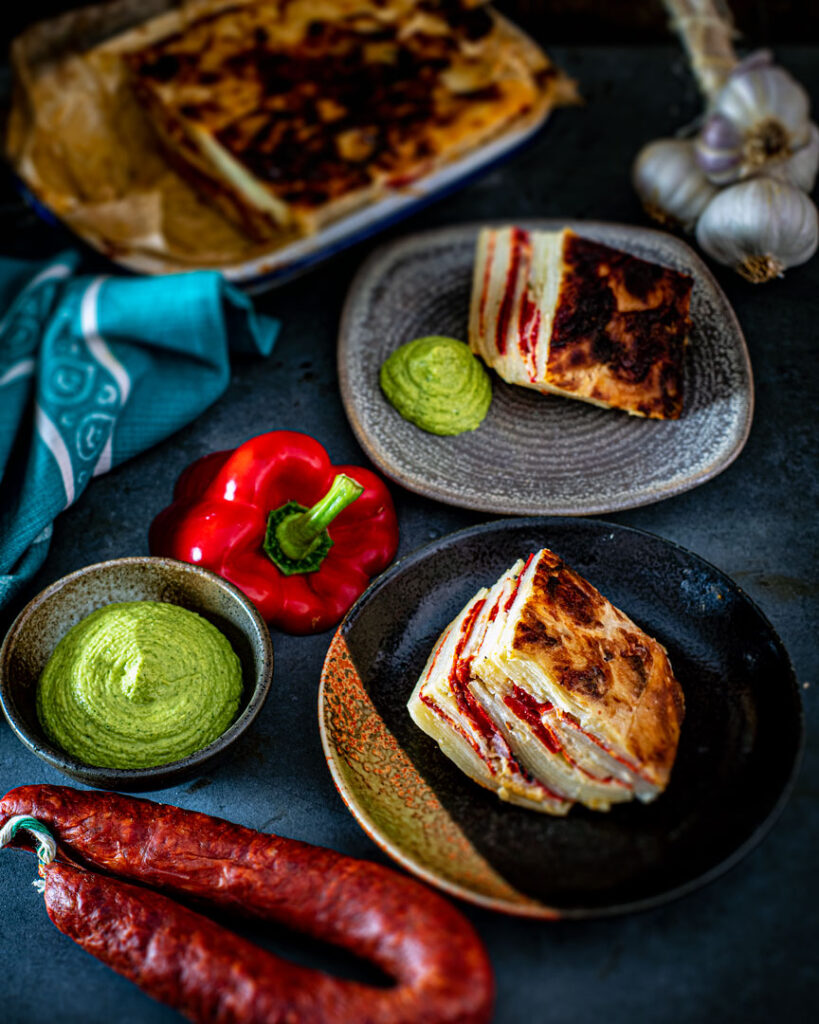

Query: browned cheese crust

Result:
[511,550,685,787]
[125,0,568,237]
[548,231,693,419]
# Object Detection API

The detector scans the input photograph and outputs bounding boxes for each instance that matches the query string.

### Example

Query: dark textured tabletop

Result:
[0,45,816,1023]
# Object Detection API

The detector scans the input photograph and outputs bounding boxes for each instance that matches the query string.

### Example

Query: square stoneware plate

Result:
[338,220,753,515]
[318,518,803,918]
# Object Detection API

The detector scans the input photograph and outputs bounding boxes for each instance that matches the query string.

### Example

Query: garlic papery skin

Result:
[769,123,819,194]
[632,138,718,232]
[696,113,744,185]
[699,56,812,184]
[696,176,819,283]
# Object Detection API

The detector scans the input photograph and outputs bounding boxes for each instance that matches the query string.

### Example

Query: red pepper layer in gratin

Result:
[470,227,693,418]
[408,549,685,814]
[116,0,576,238]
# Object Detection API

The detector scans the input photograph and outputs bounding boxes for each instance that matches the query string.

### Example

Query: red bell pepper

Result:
[149,431,398,634]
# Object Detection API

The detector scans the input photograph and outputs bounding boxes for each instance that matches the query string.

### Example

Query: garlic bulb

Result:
[696,176,819,283]
[696,52,812,184]
[769,123,819,193]
[632,138,718,232]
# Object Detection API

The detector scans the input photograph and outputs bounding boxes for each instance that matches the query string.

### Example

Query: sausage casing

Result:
[1,785,494,1024]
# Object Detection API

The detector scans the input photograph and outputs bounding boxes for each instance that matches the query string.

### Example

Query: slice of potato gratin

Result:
[469,226,693,419]
[408,549,684,814]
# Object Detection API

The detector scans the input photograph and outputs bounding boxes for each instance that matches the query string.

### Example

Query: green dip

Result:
[380,336,492,436]
[36,602,242,770]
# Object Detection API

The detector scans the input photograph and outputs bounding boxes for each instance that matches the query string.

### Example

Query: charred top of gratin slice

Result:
[547,232,693,420]
[126,0,557,213]
[511,549,685,787]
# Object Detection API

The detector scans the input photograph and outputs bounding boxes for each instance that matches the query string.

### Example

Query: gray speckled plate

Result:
[338,220,753,515]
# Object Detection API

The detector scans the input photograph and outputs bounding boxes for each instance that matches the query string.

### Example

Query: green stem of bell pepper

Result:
[263,473,364,576]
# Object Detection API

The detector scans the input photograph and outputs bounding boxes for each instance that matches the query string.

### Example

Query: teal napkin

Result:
[0,253,279,610]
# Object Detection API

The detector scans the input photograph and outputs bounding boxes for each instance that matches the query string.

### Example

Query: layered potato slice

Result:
[408,570,571,816]
[469,226,693,419]
[408,549,685,815]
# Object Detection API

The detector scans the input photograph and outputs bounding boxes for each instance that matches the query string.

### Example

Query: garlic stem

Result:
[662,0,738,101]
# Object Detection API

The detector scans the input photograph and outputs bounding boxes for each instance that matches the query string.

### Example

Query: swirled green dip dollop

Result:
[380,336,492,436]
[36,602,242,770]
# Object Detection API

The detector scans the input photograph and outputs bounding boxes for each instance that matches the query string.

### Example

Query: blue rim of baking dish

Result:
[16,102,552,293]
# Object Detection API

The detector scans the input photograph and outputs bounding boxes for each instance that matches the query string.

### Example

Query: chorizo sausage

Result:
[0,785,494,1024]
[42,860,410,1024]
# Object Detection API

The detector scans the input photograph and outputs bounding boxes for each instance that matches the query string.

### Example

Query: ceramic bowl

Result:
[0,557,273,791]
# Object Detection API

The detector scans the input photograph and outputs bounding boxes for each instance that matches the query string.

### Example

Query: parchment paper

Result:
[6,0,289,270]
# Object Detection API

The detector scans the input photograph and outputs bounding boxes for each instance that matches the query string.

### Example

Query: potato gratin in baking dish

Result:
[7,0,576,275]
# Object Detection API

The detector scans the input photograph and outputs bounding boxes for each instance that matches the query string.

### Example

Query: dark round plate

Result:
[319,518,803,918]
